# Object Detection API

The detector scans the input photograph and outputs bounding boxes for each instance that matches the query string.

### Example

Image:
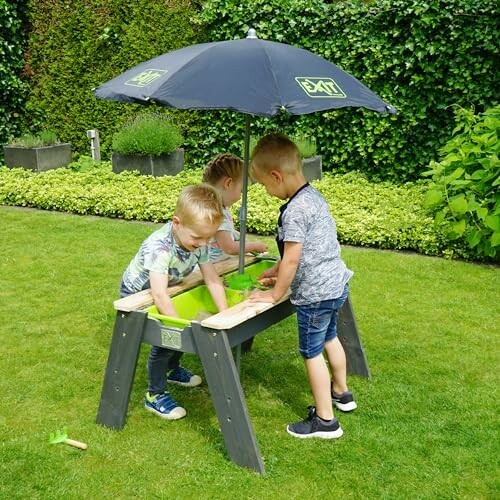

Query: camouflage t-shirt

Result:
[120,221,209,296]
[277,184,353,305]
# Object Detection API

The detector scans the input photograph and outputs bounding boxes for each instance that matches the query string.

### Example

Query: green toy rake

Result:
[49,428,87,450]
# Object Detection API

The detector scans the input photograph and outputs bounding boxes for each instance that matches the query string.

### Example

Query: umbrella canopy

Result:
[94,29,396,272]
[94,29,395,117]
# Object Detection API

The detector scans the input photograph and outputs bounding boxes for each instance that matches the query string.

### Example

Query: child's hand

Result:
[249,289,276,303]
[252,242,268,254]
[258,266,278,280]
[257,276,277,288]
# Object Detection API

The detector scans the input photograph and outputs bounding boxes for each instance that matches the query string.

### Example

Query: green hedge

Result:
[22,0,203,158]
[193,0,499,181]
[17,0,499,183]
[0,0,29,153]
[4,158,485,260]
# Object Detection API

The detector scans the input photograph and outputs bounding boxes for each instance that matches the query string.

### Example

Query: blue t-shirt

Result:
[277,184,353,305]
[120,222,209,296]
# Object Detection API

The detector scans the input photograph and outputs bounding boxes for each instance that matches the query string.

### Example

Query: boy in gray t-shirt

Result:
[250,133,357,440]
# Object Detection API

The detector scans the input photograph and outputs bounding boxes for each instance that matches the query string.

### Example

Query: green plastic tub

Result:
[146,259,276,328]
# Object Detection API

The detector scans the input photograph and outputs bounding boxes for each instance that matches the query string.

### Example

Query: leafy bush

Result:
[293,136,317,158]
[8,130,59,148]
[242,134,317,159]
[112,113,184,156]
[2,162,480,260]
[423,105,500,260]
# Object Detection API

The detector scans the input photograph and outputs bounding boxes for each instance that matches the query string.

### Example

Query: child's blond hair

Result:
[174,184,224,227]
[202,153,244,185]
[250,133,302,176]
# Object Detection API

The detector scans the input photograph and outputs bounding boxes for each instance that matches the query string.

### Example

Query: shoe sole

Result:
[144,404,186,420]
[334,400,357,412]
[286,426,344,439]
[167,375,202,388]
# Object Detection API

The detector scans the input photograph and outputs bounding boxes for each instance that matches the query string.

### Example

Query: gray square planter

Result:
[302,155,322,182]
[3,143,72,172]
[112,149,184,176]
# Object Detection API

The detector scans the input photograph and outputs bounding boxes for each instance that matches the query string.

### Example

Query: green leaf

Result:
[450,219,466,237]
[476,207,488,220]
[484,215,500,232]
[467,230,482,248]
[449,195,468,215]
[445,167,465,183]
[424,189,443,207]
[491,232,500,247]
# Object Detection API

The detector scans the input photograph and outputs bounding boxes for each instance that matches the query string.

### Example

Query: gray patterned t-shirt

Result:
[277,184,353,305]
[120,222,209,296]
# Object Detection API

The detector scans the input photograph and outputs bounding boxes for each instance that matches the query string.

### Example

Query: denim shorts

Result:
[296,283,349,359]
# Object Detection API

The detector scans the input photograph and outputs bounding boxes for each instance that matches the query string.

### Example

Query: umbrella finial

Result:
[246,28,258,39]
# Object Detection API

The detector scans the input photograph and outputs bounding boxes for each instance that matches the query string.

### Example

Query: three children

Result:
[120,137,356,440]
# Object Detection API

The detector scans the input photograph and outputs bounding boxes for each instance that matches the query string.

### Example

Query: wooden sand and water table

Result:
[97,255,370,474]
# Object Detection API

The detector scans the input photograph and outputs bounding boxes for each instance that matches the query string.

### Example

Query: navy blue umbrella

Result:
[94,29,396,270]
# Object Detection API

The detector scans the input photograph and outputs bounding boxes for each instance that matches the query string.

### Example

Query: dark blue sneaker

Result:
[144,392,186,420]
[286,406,343,439]
[167,366,202,387]
[332,390,357,412]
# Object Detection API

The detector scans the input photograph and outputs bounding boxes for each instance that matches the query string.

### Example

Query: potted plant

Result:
[293,135,322,182]
[111,113,184,176]
[3,131,72,172]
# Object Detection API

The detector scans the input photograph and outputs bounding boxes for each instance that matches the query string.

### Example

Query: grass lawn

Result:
[1,206,498,499]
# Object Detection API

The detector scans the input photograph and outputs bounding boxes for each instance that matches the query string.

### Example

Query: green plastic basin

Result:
[146,259,276,328]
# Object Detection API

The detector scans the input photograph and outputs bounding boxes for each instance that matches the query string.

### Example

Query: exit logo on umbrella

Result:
[125,69,167,87]
[295,77,346,99]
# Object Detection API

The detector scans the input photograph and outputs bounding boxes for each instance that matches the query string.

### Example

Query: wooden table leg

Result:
[191,322,265,475]
[96,310,147,429]
[338,295,371,378]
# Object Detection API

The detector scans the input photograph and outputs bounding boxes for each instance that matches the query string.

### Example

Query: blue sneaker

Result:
[286,406,343,439]
[332,390,357,412]
[167,366,202,387]
[144,392,186,420]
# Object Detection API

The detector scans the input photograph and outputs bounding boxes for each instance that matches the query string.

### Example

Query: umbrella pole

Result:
[238,114,251,274]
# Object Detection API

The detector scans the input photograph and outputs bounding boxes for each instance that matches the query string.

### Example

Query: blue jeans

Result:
[296,283,349,359]
[120,285,182,394]
[147,346,182,394]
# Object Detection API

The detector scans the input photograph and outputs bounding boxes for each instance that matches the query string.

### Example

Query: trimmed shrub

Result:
[1,161,473,260]
[7,130,59,148]
[112,113,184,156]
